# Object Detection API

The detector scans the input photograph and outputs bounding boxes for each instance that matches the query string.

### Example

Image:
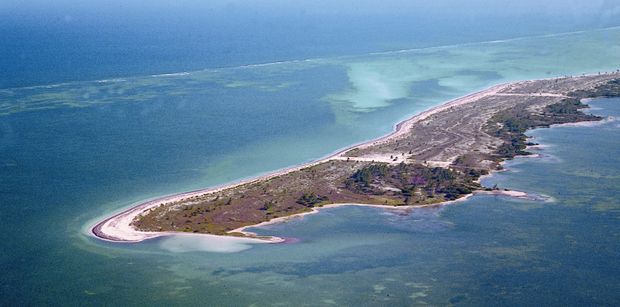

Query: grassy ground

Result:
[133,76,620,236]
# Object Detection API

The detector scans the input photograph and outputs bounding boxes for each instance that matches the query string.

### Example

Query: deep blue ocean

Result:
[1,1,620,305]
[2,0,620,88]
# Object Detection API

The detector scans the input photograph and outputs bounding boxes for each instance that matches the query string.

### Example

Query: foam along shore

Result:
[90,72,620,243]
[89,81,516,243]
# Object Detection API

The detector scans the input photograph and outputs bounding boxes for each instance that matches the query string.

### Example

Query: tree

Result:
[296,192,328,207]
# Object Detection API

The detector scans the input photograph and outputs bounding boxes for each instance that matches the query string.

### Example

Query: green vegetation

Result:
[132,159,484,234]
[296,192,329,207]
[488,100,597,158]
[131,77,620,237]
[487,78,620,160]
[570,79,620,99]
[348,164,389,190]
[346,162,481,202]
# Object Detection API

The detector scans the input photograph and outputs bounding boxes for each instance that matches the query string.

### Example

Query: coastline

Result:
[90,81,512,243]
[226,187,549,238]
[89,73,618,244]
[228,195,477,237]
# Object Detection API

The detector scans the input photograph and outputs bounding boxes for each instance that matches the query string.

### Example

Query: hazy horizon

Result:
[2,1,620,88]
[2,2,620,305]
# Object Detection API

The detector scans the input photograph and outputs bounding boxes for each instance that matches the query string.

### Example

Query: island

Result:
[91,72,620,243]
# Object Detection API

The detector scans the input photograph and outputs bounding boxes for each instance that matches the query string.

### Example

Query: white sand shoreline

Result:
[89,73,615,244]
[89,81,514,243]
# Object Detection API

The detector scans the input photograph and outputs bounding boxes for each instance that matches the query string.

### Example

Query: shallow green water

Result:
[121,98,620,306]
[1,28,620,305]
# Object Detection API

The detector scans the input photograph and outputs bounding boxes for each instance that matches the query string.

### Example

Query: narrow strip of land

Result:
[91,72,620,243]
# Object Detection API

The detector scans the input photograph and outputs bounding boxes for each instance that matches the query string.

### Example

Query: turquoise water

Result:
[1,27,620,304]
[108,99,620,305]
[3,1,618,88]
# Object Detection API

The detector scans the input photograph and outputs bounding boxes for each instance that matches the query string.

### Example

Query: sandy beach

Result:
[90,81,514,243]
[90,72,618,244]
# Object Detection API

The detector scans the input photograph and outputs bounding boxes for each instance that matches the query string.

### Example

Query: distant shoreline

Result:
[90,72,620,244]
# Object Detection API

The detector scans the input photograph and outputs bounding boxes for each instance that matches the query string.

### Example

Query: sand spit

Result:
[90,73,619,244]
[90,82,513,243]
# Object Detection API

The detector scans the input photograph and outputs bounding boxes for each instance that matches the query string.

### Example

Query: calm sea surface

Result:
[1,10,620,305]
